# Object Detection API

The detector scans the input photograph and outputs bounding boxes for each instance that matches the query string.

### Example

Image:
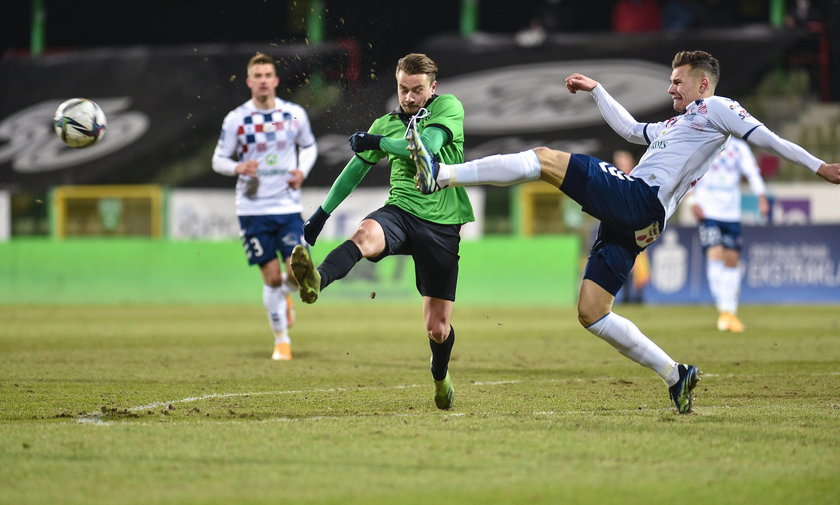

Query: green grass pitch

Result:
[1,304,838,504]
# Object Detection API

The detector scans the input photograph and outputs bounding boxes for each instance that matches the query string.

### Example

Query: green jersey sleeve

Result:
[423,94,465,152]
[320,155,373,214]
[379,126,449,160]
[360,94,474,225]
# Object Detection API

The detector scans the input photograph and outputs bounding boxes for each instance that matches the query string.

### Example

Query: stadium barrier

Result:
[51,185,165,238]
[0,235,580,307]
[644,225,840,304]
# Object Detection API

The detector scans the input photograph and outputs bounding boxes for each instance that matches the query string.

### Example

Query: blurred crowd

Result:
[516,0,827,36]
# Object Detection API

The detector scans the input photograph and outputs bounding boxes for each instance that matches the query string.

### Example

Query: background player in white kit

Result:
[688,138,768,332]
[212,52,318,361]
[409,50,840,413]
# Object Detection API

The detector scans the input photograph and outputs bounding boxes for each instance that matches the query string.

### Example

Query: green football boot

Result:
[433,371,455,410]
[290,245,321,304]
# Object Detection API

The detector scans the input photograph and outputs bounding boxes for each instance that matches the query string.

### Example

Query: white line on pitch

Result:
[75,370,839,424]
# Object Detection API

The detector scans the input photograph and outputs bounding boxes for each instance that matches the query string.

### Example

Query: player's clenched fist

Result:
[565,74,600,94]
[817,163,840,184]
[235,160,259,176]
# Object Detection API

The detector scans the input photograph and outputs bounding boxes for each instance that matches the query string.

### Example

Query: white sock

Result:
[706,259,725,311]
[719,266,741,314]
[439,150,541,188]
[281,271,298,294]
[274,331,290,345]
[263,284,288,335]
[586,312,679,386]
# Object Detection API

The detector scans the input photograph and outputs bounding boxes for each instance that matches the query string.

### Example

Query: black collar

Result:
[391,95,439,123]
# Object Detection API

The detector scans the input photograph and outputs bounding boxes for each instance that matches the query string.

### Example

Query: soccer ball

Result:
[53,98,107,148]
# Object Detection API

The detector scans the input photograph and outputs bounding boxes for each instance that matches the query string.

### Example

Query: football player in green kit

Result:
[290,53,472,410]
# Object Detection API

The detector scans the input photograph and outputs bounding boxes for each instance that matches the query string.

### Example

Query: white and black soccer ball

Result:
[53,98,107,148]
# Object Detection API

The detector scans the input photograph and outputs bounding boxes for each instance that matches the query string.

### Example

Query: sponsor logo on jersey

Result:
[728,104,752,120]
[635,221,661,248]
[257,168,288,177]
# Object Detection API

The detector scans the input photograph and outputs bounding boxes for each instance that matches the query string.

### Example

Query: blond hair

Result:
[672,50,720,86]
[396,53,438,82]
[247,52,275,73]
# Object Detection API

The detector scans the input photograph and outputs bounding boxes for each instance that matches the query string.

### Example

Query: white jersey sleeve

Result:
[732,138,766,197]
[704,98,823,170]
[743,126,824,173]
[294,108,316,149]
[293,107,317,178]
[211,110,241,176]
[630,96,763,220]
[590,85,650,145]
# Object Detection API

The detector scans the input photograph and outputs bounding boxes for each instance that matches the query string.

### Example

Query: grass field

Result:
[1,303,838,505]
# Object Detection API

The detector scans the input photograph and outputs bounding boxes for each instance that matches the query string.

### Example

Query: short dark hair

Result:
[672,50,720,86]
[396,53,438,82]
[247,52,275,72]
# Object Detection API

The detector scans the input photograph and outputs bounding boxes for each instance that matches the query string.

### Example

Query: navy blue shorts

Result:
[365,205,461,301]
[238,213,305,266]
[560,154,666,295]
[698,219,742,251]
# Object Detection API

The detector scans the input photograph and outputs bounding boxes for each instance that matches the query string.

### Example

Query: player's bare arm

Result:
[288,169,304,189]
[691,203,705,220]
[565,73,599,94]
[817,163,840,184]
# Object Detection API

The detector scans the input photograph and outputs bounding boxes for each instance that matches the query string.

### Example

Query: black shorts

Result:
[562,153,666,296]
[365,205,462,301]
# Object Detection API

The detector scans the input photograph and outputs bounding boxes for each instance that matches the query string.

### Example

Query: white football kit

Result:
[590,85,823,221]
[212,98,317,216]
[693,138,766,222]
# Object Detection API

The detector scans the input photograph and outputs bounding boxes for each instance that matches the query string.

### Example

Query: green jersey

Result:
[357,94,474,225]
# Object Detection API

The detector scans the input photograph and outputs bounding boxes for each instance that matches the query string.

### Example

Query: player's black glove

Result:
[303,206,330,246]
[348,131,383,153]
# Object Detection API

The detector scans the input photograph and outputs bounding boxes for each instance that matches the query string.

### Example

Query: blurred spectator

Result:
[785,0,824,28]
[696,0,737,28]
[784,0,827,97]
[612,0,662,33]
[662,0,701,31]
[515,0,577,47]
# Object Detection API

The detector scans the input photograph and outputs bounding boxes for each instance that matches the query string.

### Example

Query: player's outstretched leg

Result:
[668,364,701,414]
[291,245,321,304]
[407,128,442,194]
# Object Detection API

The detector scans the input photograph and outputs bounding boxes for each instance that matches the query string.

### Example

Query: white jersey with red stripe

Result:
[628,97,762,220]
[589,86,823,222]
[212,98,316,216]
[693,137,766,222]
